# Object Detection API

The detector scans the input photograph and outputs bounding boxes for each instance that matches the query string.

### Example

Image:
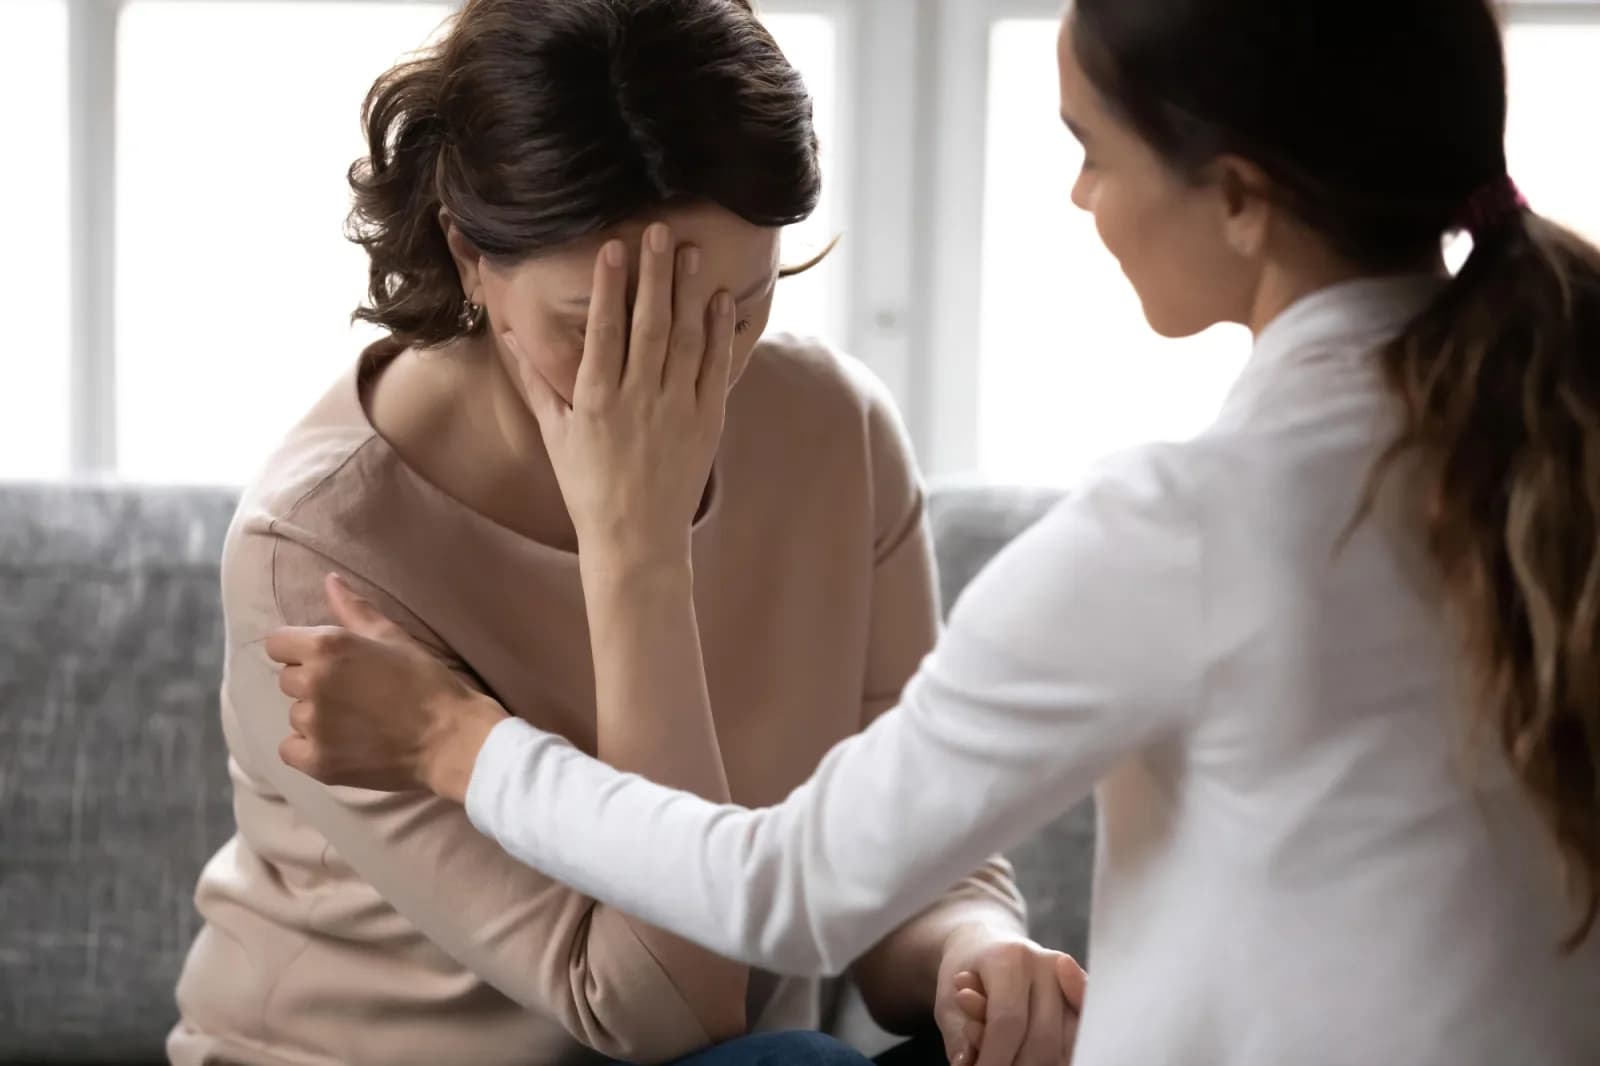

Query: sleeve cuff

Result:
[464,715,540,841]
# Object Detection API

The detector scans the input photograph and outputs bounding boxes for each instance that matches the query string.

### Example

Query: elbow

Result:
[851,955,930,1037]
[567,997,738,1066]
[592,995,745,1066]
[691,989,748,1048]
[569,913,751,1063]
[667,966,748,1050]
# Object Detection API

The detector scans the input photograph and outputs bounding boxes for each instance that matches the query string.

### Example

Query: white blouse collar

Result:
[1252,273,1447,368]
[1213,274,1447,423]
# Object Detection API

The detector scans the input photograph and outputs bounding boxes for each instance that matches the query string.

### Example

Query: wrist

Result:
[423,691,508,805]
[941,919,997,959]
[944,913,1025,944]
[939,916,1029,974]
[579,545,695,590]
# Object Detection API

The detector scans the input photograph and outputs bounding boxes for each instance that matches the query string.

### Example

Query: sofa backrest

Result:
[2,483,240,1063]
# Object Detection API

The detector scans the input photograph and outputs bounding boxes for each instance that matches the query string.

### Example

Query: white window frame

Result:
[916,0,1065,476]
[65,0,457,476]
[66,0,121,476]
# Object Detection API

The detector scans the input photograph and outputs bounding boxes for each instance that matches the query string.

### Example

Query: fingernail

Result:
[715,292,734,315]
[604,240,625,267]
[952,1050,969,1066]
[648,224,670,254]
[683,247,701,276]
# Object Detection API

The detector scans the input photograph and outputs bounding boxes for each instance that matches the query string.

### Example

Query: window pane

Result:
[116,1,451,484]
[1504,22,1600,244]
[761,13,843,343]
[0,0,70,480]
[977,20,1248,487]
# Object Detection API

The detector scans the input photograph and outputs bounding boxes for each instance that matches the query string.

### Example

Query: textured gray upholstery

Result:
[1,483,240,1064]
[0,480,1087,1064]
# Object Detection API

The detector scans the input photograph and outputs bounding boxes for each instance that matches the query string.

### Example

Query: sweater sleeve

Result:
[465,445,1205,975]
[220,527,721,1064]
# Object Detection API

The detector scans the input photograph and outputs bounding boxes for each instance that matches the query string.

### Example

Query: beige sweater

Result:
[168,335,1024,1066]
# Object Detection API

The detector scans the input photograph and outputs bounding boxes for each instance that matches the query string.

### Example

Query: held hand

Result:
[508,224,737,567]
[936,926,1086,1066]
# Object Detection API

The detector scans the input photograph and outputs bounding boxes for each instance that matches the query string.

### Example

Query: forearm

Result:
[582,556,732,799]
[580,553,747,1039]
[852,893,1029,1034]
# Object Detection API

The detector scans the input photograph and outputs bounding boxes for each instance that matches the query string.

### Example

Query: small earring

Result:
[459,298,485,332]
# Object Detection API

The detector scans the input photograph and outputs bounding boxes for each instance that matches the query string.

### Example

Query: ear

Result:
[1207,155,1275,260]
[440,208,487,304]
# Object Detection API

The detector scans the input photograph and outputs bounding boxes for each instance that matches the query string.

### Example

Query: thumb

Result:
[1055,954,1087,1011]
[504,329,566,427]
[325,572,398,640]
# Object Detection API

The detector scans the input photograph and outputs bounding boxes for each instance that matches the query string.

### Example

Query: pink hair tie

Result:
[1456,175,1529,237]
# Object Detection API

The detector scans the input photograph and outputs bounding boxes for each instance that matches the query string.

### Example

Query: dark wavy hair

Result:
[347,0,823,350]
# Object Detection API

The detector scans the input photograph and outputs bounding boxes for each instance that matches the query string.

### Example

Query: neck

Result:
[454,333,580,552]
[1244,243,1447,339]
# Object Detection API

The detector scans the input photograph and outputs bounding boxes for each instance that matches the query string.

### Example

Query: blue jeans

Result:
[634,1031,871,1066]
[626,1029,943,1066]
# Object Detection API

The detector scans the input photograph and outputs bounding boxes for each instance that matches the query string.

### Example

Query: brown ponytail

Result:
[1371,210,1600,947]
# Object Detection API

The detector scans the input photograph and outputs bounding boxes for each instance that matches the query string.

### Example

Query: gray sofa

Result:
[0,481,1091,1064]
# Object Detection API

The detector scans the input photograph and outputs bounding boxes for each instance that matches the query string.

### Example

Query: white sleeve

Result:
[466,448,1204,976]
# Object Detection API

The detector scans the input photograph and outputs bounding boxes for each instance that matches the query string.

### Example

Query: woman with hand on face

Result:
[167,2,1076,1065]
[272,0,1600,1063]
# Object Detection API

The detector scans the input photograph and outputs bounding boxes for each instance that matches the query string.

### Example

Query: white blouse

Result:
[464,277,1600,1065]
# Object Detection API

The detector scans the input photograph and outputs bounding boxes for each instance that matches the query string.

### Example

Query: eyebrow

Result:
[561,273,774,311]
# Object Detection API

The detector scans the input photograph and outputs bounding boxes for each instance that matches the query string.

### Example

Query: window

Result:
[762,13,844,344]
[24,1,1600,487]
[970,10,1600,487]
[975,19,1248,487]
[109,2,843,484]
[1504,22,1600,244]
[115,1,452,484]
[1,0,70,480]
